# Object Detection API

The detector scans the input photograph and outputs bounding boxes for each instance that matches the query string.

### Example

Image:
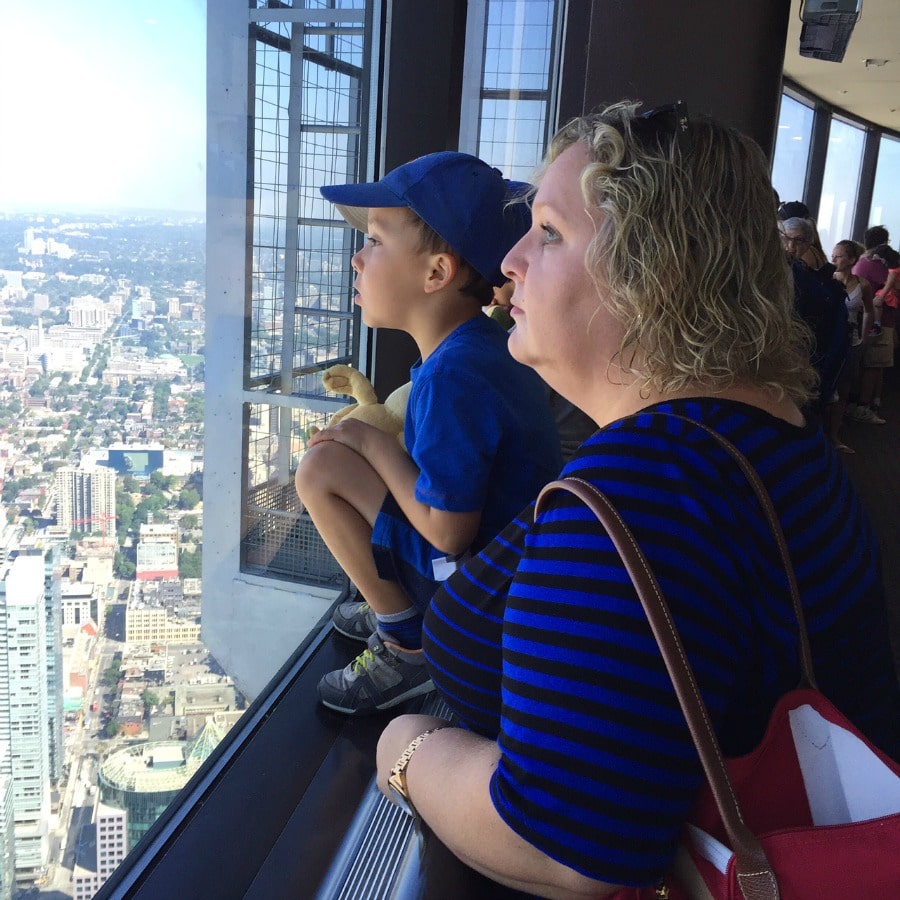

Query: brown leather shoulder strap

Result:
[536,477,778,897]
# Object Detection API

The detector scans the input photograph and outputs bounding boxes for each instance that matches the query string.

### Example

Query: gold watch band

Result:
[388,724,451,804]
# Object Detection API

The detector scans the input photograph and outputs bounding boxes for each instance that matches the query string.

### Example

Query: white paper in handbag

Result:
[685,824,732,874]
[789,703,900,826]
[686,703,900,875]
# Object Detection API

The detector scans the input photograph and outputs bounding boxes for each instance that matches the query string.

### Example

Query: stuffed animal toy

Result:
[312,364,410,449]
[487,304,514,331]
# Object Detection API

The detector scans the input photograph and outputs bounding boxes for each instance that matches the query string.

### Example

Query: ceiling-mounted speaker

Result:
[799,0,863,63]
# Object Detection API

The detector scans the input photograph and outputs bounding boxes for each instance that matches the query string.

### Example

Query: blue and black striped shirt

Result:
[424,398,900,887]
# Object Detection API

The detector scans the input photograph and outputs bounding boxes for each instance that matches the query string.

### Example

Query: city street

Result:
[45,629,107,896]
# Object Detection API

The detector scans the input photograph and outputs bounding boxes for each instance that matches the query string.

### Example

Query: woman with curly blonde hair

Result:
[374,102,900,899]
[528,104,817,411]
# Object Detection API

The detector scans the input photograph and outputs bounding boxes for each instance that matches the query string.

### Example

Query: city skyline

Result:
[0,201,209,896]
[0,1,206,215]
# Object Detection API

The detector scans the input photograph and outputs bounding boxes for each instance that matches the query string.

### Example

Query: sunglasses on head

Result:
[631,99,692,157]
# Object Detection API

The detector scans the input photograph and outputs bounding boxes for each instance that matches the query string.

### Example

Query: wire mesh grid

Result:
[244,2,368,585]
[242,403,346,584]
[477,0,560,181]
[249,12,365,386]
[254,0,365,10]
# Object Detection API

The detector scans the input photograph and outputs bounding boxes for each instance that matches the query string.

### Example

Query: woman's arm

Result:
[377,715,623,900]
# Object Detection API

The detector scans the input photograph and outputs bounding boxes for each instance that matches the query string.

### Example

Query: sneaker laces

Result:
[351,647,379,675]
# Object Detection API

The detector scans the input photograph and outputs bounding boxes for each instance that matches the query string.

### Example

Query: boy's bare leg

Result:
[297,440,434,714]
[295,440,412,615]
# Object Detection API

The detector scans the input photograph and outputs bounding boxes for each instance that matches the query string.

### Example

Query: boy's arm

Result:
[307,419,480,554]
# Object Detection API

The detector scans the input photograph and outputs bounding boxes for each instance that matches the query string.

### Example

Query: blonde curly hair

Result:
[540,102,816,404]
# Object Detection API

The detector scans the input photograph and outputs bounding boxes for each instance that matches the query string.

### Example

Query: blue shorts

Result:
[371,493,442,613]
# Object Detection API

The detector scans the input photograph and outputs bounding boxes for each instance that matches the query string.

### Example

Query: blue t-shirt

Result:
[372,314,562,586]
[425,398,900,887]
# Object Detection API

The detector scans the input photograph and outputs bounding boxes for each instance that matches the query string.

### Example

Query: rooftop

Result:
[99,716,230,794]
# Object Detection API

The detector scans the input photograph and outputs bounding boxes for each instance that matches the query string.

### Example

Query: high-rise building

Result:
[135,524,179,582]
[54,466,117,538]
[34,545,64,785]
[0,743,15,900]
[72,798,128,899]
[0,553,51,882]
[68,296,112,329]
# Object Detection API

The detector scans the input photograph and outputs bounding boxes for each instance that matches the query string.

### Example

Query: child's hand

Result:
[307,417,392,458]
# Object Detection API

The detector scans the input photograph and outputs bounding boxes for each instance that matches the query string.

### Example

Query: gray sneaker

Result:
[847,405,886,425]
[317,632,434,715]
[332,599,378,641]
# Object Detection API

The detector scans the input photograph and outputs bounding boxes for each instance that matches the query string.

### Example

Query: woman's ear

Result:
[423,251,460,294]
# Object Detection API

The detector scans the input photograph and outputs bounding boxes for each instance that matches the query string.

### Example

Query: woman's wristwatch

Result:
[388,725,451,818]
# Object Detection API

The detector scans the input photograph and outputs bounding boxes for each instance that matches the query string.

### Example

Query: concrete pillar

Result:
[559,0,791,159]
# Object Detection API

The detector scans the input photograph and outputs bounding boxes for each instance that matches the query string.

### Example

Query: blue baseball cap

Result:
[320,151,532,287]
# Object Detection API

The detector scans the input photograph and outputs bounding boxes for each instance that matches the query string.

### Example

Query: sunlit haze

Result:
[0,0,206,214]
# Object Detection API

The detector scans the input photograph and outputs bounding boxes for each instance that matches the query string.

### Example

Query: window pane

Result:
[771,94,814,204]
[474,0,561,179]
[243,7,370,583]
[479,99,549,178]
[0,1,211,895]
[242,402,344,583]
[249,18,364,387]
[483,0,555,93]
[870,134,900,246]
[817,117,866,249]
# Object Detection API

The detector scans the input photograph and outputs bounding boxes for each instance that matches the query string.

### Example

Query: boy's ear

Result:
[423,251,460,294]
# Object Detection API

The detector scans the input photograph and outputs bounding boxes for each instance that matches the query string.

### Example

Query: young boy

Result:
[296,151,562,715]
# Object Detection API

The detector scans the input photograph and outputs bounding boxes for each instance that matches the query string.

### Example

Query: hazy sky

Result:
[0,0,206,214]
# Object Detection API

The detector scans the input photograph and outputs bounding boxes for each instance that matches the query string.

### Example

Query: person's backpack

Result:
[790,260,850,404]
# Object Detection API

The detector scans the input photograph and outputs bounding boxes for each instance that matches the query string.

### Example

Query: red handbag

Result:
[536,421,900,899]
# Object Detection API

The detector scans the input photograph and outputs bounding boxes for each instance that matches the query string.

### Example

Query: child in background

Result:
[851,228,892,419]
[851,243,900,423]
[829,239,875,452]
[488,276,596,462]
[873,244,900,316]
[296,152,562,715]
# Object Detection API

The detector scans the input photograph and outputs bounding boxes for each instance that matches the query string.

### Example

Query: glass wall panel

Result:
[817,117,865,249]
[241,401,344,582]
[479,98,549,175]
[483,0,556,93]
[870,134,900,245]
[0,2,211,893]
[248,16,365,389]
[465,0,562,180]
[242,4,371,584]
[771,94,814,205]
